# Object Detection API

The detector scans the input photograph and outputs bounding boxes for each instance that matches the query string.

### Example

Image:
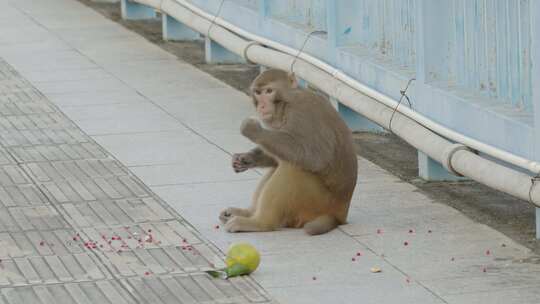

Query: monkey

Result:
[219,69,358,235]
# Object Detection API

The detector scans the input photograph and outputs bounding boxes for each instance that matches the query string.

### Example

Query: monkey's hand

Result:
[232,153,254,173]
[240,118,263,141]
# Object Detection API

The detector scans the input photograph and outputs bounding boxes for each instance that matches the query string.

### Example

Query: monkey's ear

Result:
[288,72,299,88]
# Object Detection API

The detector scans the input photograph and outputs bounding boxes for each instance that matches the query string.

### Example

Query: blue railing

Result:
[186,0,538,165]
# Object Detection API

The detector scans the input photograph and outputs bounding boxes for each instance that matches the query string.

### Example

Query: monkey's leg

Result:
[219,168,276,224]
[225,215,276,232]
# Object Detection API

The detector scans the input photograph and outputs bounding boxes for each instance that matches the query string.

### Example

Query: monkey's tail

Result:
[304,215,339,235]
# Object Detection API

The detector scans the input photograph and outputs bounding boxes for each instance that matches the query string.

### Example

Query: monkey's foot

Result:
[219,207,251,224]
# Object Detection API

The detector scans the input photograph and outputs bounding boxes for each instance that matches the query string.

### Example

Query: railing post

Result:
[415,0,467,181]
[203,2,245,64]
[162,14,200,41]
[531,0,540,239]
[120,0,155,20]
[326,0,384,131]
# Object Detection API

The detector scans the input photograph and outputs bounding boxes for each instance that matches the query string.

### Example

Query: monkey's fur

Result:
[220,69,358,235]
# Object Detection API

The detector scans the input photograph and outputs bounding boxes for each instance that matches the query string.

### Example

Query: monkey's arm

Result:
[241,118,321,170]
[247,147,278,167]
[232,147,277,173]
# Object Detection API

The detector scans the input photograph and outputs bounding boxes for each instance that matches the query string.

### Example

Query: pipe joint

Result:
[442,144,470,177]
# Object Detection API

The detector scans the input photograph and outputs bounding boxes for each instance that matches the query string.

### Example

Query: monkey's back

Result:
[283,89,358,201]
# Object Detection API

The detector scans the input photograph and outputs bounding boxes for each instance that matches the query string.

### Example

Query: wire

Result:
[388,78,415,133]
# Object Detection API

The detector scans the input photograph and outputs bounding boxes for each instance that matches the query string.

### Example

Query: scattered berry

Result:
[428,230,432,233]
[406,278,411,283]
[39,241,45,246]
[450,257,455,261]
[214,225,220,229]
[376,229,383,234]
[403,241,409,246]
[147,229,152,233]
[482,267,487,273]
[182,239,187,243]
[312,276,317,280]
[485,250,491,256]
[501,243,507,247]
[408,229,414,234]
[351,258,356,262]
[356,252,362,256]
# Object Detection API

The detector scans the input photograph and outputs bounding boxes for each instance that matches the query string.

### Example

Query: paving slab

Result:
[0,8,275,300]
[0,0,540,303]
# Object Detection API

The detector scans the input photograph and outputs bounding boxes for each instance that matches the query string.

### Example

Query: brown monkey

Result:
[220,69,357,235]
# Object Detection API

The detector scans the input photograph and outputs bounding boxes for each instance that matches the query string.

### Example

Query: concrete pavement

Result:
[1,0,540,303]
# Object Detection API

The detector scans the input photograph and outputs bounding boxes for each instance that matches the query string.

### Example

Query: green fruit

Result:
[206,243,260,279]
[225,243,260,274]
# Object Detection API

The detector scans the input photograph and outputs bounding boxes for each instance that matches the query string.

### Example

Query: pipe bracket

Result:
[243,41,261,64]
[442,144,470,177]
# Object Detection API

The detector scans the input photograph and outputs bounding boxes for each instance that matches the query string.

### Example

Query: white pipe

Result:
[128,0,540,205]
[164,0,540,174]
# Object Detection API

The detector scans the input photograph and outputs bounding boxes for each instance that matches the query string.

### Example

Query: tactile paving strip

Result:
[8,143,108,163]
[0,54,275,303]
[0,280,136,304]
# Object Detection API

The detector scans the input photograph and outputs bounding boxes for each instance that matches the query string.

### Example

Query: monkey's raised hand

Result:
[232,153,255,173]
[240,118,263,140]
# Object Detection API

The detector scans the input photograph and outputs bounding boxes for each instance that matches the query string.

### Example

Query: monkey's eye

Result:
[254,89,262,95]
[265,88,273,94]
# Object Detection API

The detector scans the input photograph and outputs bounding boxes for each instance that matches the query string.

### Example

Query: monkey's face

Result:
[252,85,279,122]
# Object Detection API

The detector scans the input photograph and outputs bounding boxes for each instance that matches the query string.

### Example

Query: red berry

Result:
[351,258,356,262]
[408,229,414,233]
[485,250,491,256]
[73,237,77,241]
[356,252,362,256]
[182,239,187,243]
[214,225,220,229]
[482,267,487,273]
[376,229,382,234]
[403,241,409,246]
[39,241,45,246]
[145,271,151,276]
[406,278,411,283]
